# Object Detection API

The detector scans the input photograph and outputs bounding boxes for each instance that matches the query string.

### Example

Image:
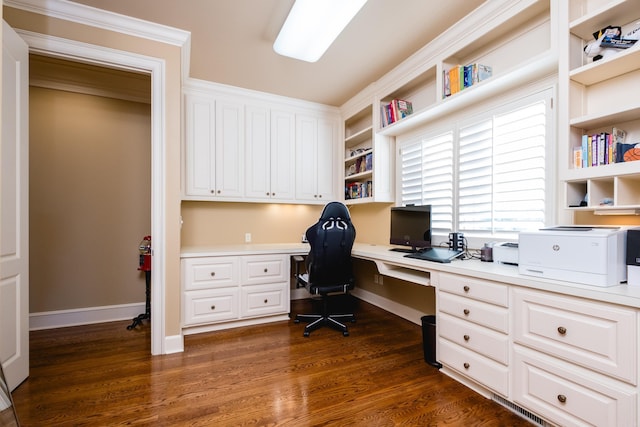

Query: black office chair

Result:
[295,201,356,337]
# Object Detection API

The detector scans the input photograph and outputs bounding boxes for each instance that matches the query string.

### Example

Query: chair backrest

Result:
[305,202,356,287]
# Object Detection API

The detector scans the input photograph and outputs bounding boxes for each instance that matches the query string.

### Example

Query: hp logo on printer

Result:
[552,244,560,251]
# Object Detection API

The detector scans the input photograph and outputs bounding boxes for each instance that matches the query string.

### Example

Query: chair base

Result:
[294,313,355,337]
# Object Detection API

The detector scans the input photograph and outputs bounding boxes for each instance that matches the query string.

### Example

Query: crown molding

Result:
[4,0,192,79]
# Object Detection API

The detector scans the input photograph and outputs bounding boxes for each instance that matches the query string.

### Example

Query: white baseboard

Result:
[351,288,427,326]
[29,303,146,330]
[164,334,184,354]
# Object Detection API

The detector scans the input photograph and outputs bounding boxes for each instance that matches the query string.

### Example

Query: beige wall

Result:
[29,86,150,312]
[4,6,183,337]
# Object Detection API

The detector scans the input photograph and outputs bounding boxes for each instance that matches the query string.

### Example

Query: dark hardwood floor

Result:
[12,299,533,426]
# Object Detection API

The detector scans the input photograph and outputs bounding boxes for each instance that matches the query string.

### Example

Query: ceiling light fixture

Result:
[274,0,368,62]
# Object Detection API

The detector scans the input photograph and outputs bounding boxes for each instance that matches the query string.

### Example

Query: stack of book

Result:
[380,99,413,127]
[443,63,492,98]
[573,127,627,168]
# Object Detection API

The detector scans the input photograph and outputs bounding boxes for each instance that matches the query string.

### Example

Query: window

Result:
[398,89,553,243]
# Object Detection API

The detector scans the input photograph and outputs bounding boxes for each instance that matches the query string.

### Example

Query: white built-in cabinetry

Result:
[340,0,554,205]
[437,273,510,398]
[435,270,639,426]
[295,114,338,202]
[183,79,340,204]
[512,288,637,426]
[184,92,244,199]
[560,0,640,214]
[182,253,290,332]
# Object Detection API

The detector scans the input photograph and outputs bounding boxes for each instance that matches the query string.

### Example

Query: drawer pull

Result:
[557,326,567,335]
[210,305,216,310]
[557,394,567,404]
[264,268,268,273]
[463,309,470,316]
[210,272,216,277]
[463,285,470,292]
[463,362,470,370]
[264,299,268,304]
[463,334,470,341]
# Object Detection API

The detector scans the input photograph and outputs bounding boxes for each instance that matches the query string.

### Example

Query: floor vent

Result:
[492,394,547,426]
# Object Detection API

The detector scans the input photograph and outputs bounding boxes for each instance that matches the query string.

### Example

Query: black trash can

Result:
[421,315,442,368]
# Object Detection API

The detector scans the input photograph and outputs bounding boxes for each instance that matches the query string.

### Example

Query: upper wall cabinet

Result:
[559,0,640,214]
[295,113,339,203]
[245,105,296,201]
[183,91,244,200]
[183,79,340,204]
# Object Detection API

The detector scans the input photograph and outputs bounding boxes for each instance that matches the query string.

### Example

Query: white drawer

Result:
[183,288,239,326]
[241,255,288,285]
[513,346,637,427]
[439,338,509,398]
[182,257,239,290]
[439,312,508,365]
[513,288,637,385]
[438,291,509,334]
[438,272,508,307]
[241,282,289,318]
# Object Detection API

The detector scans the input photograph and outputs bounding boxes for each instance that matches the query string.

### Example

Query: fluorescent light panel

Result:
[274,0,368,62]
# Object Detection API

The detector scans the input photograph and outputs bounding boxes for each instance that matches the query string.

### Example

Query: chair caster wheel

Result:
[303,331,310,337]
[343,331,349,337]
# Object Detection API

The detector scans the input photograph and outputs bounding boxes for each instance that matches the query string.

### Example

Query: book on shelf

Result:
[380,99,413,127]
[345,181,373,200]
[443,63,492,98]
[576,128,628,168]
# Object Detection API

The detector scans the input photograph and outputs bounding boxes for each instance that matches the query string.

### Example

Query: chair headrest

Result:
[319,202,351,221]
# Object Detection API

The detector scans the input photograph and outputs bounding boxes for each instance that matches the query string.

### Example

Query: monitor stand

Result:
[389,247,422,253]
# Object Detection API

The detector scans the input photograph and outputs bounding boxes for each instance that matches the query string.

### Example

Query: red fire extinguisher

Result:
[138,235,151,272]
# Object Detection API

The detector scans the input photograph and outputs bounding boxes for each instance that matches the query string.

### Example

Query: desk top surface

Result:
[181,242,640,309]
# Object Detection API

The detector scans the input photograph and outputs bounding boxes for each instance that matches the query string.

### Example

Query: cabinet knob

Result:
[463,285,470,292]
[463,334,470,341]
[557,326,567,335]
[463,362,470,370]
[210,190,215,194]
[264,299,268,304]
[318,195,322,198]
[266,192,270,196]
[210,272,216,277]
[463,309,470,316]
[210,305,216,310]
[264,268,268,273]
[557,394,567,404]
[271,192,275,196]
[217,190,221,194]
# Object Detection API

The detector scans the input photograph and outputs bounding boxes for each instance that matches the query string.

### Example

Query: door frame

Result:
[17,29,168,355]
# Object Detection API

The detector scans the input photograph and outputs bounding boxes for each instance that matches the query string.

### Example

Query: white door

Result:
[1,20,30,391]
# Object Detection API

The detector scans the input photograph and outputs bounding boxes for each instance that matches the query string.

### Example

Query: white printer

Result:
[518,226,627,287]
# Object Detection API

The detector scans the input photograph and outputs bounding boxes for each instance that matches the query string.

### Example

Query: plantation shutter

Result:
[399,131,454,233]
[458,100,547,235]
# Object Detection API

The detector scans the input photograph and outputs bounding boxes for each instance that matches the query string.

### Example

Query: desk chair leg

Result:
[294,296,355,337]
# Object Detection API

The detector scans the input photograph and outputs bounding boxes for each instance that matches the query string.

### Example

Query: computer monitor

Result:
[389,205,432,252]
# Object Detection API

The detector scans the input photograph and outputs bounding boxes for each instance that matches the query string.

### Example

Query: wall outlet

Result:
[245,233,251,243]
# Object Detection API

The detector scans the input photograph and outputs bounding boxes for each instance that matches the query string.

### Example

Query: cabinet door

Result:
[295,114,319,201]
[215,99,244,198]
[295,113,337,203]
[270,109,295,200]
[184,93,216,197]
[245,104,271,199]
[316,117,337,200]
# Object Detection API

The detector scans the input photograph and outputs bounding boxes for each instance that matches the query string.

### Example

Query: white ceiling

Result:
[68,0,485,106]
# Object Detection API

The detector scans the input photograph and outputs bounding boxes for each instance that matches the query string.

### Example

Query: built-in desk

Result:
[181,242,640,426]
